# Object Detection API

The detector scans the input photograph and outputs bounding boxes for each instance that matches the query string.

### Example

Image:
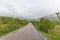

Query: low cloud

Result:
[0,0,60,19]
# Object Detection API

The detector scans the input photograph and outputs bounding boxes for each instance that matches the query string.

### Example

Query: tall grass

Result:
[0,16,28,36]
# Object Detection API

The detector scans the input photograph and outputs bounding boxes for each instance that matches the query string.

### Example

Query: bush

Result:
[32,17,55,33]
[0,16,28,36]
[39,18,55,33]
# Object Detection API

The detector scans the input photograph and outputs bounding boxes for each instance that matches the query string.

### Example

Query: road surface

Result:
[1,23,47,40]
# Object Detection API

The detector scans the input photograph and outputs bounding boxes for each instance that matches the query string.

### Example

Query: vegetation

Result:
[56,12,60,19]
[32,18,55,33]
[0,16,28,36]
[32,12,60,40]
[56,12,60,24]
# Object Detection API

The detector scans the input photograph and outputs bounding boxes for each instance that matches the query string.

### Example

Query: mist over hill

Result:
[31,13,59,21]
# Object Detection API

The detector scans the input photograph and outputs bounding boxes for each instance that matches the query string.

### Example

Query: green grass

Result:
[38,25,60,40]
[0,24,23,37]
[32,23,60,40]
[0,16,28,37]
[43,33,60,40]
[0,25,25,38]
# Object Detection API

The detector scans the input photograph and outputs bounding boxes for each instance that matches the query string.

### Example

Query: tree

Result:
[56,12,60,19]
[56,12,60,24]
[39,17,55,33]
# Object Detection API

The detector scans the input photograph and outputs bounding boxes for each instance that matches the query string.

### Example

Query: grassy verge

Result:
[37,25,60,40]
[43,32,60,40]
[0,16,28,37]
[0,25,26,38]
[32,23,60,40]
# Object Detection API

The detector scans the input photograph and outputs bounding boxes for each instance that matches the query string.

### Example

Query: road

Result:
[0,23,47,40]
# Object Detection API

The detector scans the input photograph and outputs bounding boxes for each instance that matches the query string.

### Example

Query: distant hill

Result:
[44,14,58,21]
[13,13,59,21]
[33,14,59,21]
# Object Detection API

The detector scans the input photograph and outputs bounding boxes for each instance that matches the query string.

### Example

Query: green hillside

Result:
[0,16,28,36]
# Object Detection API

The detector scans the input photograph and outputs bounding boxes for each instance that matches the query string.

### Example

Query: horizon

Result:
[0,0,60,19]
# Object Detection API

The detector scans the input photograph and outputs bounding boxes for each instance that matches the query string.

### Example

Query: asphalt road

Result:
[1,23,47,40]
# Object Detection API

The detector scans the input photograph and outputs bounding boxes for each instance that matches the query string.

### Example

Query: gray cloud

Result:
[0,0,60,19]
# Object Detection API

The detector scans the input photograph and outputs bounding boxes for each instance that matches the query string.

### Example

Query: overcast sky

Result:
[0,0,60,19]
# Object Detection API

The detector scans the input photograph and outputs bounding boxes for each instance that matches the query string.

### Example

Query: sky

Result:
[0,0,60,19]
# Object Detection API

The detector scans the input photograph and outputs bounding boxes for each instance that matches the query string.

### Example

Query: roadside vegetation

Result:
[0,16,28,36]
[32,12,60,40]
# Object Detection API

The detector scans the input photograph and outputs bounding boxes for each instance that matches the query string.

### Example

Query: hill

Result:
[0,16,28,37]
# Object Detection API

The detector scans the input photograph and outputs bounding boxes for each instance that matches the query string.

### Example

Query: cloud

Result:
[0,0,60,19]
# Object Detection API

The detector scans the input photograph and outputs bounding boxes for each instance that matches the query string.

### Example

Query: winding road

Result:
[0,23,48,40]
